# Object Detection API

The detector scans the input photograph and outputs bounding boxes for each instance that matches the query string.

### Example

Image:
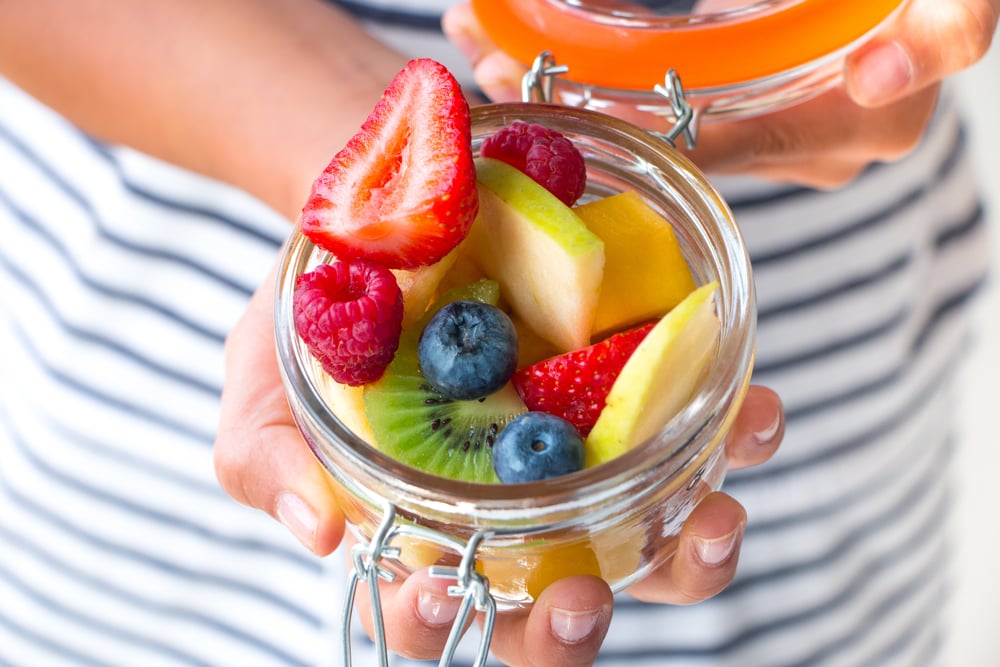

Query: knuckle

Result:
[673,572,731,605]
[797,164,868,191]
[877,133,923,163]
[212,431,250,504]
[871,88,939,162]
[948,1,998,68]
[748,123,799,160]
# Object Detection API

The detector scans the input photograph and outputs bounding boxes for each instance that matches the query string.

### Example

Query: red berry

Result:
[300,59,479,270]
[480,121,586,206]
[293,260,404,386]
[512,322,655,436]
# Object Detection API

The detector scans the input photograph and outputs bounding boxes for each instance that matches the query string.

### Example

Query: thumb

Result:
[845,0,999,107]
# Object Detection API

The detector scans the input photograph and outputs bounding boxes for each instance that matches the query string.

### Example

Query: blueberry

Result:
[492,412,585,483]
[418,301,519,400]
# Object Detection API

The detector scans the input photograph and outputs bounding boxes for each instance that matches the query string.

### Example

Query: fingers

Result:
[687,82,940,186]
[441,2,490,69]
[442,0,996,188]
[352,550,613,665]
[725,385,784,471]
[443,2,525,102]
[214,264,345,555]
[350,494,742,665]
[353,564,475,661]
[349,488,752,661]
[627,492,747,605]
[846,0,999,107]
[625,387,777,603]
[488,576,614,667]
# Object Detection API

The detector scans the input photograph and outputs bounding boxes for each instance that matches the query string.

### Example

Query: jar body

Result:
[472,0,907,120]
[275,104,756,610]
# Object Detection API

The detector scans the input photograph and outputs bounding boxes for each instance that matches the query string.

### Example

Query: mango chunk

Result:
[575,190,697,337]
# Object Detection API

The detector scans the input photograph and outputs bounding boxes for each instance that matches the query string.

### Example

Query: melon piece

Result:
[476,525,645,602]
[314,369,376,445]
[586,282,720,467]
[476,539,602,603]
[432,245,487,299]
[469,157,605,352]
[391,243,462,329]
[575,190,697,337]
[508,312,561,368]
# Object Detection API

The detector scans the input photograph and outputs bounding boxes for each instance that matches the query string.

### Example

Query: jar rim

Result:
[275,103,755,523]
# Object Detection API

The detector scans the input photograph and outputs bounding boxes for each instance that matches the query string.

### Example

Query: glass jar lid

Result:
[473,0,907,90]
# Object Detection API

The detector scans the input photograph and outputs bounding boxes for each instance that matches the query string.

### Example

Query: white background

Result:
[948,37,1000,666]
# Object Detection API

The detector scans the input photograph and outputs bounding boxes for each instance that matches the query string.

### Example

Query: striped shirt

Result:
[0,2,989,665]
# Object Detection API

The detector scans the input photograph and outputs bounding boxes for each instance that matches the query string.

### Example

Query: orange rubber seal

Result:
[472,0,906,91]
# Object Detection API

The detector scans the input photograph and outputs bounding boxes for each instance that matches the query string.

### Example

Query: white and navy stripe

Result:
[0,76,340,667]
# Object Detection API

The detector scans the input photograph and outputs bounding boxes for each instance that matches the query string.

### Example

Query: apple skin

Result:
[585,282,720,467]
[468,157,605,353]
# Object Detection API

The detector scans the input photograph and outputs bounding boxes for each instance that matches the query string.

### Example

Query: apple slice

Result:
[468,157,605,352]
[575,190,697,337]
[585,282,720,467]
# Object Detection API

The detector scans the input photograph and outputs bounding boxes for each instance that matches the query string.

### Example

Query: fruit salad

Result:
[289,58,722,487]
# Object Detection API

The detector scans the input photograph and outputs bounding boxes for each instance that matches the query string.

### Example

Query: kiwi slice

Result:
[363,279,527,484]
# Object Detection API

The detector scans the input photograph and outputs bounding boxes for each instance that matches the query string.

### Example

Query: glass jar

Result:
[472,0,907,123]
[274,102,755,659]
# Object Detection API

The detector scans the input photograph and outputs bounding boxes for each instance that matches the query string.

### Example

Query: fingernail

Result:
[275,492,318,552]
[753,410,782,447]
[550,605,609,644]
[851,41,913,106]
[692,522,744,566]
[417,588,462,627]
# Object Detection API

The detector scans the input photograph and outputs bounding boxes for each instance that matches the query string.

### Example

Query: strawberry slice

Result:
[512,322,656,437]
[300,59,478,270]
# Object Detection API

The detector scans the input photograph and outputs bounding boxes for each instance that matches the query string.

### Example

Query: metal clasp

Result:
[341,501,497,666]
[521,51,569,104]
[653,69,698,149]
[520,51,698,149]
[429,530,497,666]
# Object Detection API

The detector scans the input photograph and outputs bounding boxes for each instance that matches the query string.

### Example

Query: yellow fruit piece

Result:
[392,535,450,573]
[477,541,601,602]
[314,368,376,445]
[586,282,720,467]
[476,525,646,602]
[392,244,461,329]
[432,245,486,300]
[469,157,605,352]
[509,312,561,367]
[574,190,697,337]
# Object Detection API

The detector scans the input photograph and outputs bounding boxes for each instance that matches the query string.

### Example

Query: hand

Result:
[214,264,784,665]
[443,0,998,188]
[347,386,781,667]
[215,262,347,556]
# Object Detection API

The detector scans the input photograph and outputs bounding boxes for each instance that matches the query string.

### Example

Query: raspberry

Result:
[481,121,586,206]
[293,260,404,386]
